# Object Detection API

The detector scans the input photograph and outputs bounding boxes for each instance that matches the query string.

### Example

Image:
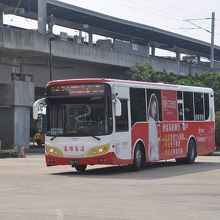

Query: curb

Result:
[26,147,44,154]
[0,151,10,158]
[0,147,44,158]
[25,150,44,154]
[210,151,220,156]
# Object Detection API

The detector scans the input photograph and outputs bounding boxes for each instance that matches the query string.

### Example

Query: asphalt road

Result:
[0,154,220,220]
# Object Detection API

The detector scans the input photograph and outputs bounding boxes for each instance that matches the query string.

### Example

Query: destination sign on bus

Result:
[47,84,105,96]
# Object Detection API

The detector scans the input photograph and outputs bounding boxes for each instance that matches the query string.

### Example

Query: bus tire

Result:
[74,165,87,172]
[132,144,144,171]
[185,139,196,164]
[176,139,196,164]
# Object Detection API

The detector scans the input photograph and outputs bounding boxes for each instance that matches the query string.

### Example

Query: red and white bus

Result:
[33,78,215,172]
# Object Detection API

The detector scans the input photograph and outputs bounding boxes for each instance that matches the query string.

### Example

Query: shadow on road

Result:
[50,159,220,180]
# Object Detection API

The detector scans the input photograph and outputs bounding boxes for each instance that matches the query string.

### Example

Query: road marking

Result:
[56,209,64,220]
[0,209,64,219]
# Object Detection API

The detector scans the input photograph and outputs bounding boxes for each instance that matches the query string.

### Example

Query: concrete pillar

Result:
[12,80,34,149]
[146,42,150,57]
[0,10,3,27]
[197,55,201,64]
[13,106,31,149]
[176,52,180,61]
[89,32,93,46]
[38,0,47,34]
[151,46,155,56]
[176,52,180,75]
[79,31,82,38]
[0,84,13,148]
[0,80,34,149]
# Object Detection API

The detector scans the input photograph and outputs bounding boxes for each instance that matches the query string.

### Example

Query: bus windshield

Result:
[46,96,113,137]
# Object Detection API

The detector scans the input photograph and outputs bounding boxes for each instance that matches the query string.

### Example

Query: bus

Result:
[33,78,215,172]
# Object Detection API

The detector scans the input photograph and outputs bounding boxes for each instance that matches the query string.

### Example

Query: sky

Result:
[4,0,220,47]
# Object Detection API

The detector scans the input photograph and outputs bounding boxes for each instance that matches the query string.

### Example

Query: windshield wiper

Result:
[76,129,101,141]
[91,136,101,141]
[49,133,100,141]
[50,135,58,141]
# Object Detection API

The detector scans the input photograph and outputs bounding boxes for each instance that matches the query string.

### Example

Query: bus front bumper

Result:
[45,153,132,167]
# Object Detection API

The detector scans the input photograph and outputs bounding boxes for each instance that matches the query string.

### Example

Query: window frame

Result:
[115,98,129,132]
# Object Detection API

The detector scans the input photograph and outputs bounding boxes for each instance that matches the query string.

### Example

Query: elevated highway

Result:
[0,0,219,149]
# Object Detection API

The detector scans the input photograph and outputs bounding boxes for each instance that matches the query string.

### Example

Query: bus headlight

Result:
[87,144,110,156]
[98,148,104,153]
[49,148,56,154]
[46,145,63,157]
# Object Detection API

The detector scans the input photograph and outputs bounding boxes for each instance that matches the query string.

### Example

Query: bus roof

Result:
[47,78,213,94]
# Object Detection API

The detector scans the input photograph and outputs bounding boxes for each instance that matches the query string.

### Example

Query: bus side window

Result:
[194,93,205,120]
[116,99,129,132]
[178,103,184,121]
[183,92,194,121]
[177,91,183,121]
[130,88,146,126]
[204,93,210,120]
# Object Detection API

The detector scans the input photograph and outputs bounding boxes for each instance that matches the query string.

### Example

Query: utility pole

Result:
[210,12,215,68]
[0,10,3,27]
[183,12,215,69]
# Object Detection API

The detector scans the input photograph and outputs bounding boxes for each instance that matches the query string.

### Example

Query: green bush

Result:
[0,147,19,158]
[216,111,220,151]
[9,147,19,158]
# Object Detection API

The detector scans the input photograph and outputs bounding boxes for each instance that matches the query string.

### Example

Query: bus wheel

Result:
[185,139,196,164]
[176,139,196,164]
[74,165,87,172]
[132,144,144,171]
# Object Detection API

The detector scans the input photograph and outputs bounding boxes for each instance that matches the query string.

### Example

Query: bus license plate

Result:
[71,160,79,165]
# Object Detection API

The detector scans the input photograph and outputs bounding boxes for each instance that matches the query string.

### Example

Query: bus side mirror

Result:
[33,98,46,120]
[115,98,121,117]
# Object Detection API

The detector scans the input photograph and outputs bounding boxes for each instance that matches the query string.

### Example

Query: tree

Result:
[129,63,220,111]
[129,63,154,81]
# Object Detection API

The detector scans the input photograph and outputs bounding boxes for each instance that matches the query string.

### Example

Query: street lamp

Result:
[49,36,52,81]
[210,12,215,68]
[48,35,58,81]
[48,14,55,81]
